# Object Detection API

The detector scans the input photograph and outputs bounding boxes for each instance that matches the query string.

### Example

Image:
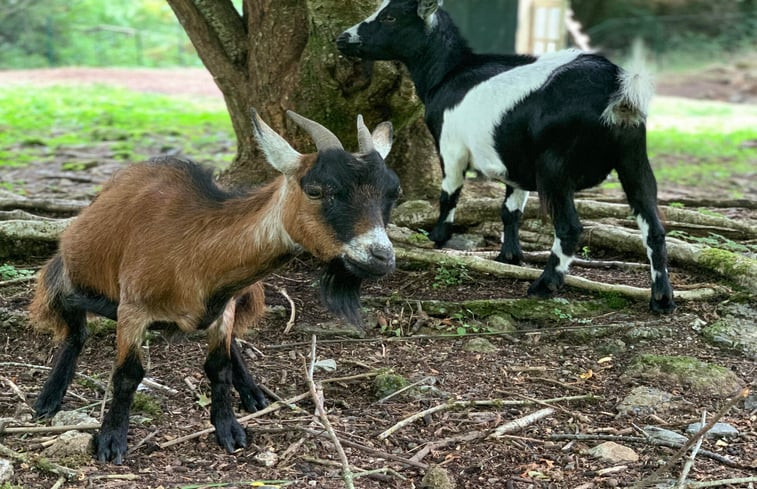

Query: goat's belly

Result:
[470,145,507,181]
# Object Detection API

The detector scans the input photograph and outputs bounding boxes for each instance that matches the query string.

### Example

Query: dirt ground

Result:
[1,66,756,489]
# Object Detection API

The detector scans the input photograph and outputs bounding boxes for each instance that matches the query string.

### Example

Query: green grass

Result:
[0,84,234,169]
[617,96,757,196]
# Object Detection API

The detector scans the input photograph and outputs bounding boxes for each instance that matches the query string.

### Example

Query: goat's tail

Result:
[29,254,71,342]
[602,40,654,127]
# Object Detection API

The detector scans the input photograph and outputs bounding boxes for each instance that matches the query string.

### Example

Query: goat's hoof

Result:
[215,418,247,453]
[527,275,562,298]
[495,250,523,265]
[33,399,61,420]
[650,296,676,314]
[239,388,268,413]
[428,223,452,246]
[96,429,128,464]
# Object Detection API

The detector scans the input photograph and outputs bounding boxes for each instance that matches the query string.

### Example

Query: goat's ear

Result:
[417,0,442,24]
[371,121,393,159]
[250,108,301,175]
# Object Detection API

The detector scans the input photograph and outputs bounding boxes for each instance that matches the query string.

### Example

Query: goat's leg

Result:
[616,150,676,313]
[528,192,582,298]
[96,311,146,464]
[34,299,88,418]
[229,338,268,412]
[495,186,529,264]
[205,300,247,453]
[429,146,468,246]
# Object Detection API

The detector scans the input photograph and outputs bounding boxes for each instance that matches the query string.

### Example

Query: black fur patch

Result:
[320,259,364,327]
[147,156,245,205]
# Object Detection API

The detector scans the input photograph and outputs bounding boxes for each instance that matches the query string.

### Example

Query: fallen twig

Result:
[632,388,750,488]
[0,362,106,392]
[677,410,707,488]
[488,407,555,439]
[378,394,597,441]
[301,455,406,483]
[252,425,428,469]
[305,334,355,489]
[157,391,310,449]
[127,429,160,456]
[140,377,179,395]
[278,287,297,334]
[376,376,433,404]
[685,477,757,488]
[0,442,80,480]
[0,423,101,434]
[0,274,38,287]
[395,246,730,301]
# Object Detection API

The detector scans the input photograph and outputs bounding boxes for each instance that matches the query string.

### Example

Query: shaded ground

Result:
[1,67,756,488]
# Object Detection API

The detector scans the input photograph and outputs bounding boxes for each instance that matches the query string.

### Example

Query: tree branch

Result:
[165,0,245,92]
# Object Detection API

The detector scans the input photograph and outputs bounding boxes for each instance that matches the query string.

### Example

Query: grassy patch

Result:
[643,96,757,195]
[0,84,234,169]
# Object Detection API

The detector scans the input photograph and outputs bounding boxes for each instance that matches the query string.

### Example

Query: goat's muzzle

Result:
[344,244,395,279]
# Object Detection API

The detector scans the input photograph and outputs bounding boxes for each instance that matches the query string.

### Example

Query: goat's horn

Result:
[287,110,343,151]
[356,114,374,154]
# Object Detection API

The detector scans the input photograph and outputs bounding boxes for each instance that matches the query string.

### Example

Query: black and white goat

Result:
[30,110,399,463]
[337,0,675,312]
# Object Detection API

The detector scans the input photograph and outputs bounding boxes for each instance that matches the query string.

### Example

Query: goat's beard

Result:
[320,259,364,327]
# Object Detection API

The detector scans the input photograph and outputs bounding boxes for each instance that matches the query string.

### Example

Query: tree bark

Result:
[166,0,440,198]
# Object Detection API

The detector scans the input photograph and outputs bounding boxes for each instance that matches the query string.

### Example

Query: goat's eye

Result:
[381,14,396,23]
[304,185,323,199]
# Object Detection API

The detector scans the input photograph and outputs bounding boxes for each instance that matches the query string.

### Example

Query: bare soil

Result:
[1,67,755,489]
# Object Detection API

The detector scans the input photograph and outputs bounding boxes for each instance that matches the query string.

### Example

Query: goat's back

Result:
[60,158,242,303]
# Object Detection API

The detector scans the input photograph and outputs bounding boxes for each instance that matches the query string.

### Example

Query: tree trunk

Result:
[166,0,440,198]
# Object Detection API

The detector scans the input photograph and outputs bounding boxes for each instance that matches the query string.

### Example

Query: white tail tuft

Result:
[602,39,654,127]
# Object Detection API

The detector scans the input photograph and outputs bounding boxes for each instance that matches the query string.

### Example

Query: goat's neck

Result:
[204,177,298,284]
[404,14,472,102]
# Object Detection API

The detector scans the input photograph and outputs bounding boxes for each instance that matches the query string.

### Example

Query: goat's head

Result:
[336,0,443,60]
[251,109,400,325]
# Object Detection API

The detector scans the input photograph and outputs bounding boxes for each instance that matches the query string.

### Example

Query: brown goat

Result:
[30,110,399,463]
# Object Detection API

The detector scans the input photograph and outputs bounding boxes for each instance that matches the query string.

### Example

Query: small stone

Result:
[702,303,757,360]
[686,422,740,439]
[41,430,93,463]
[587,441,639,463]
[642,426,688,445]
[463,337,497,353]
[616,386,685,417]
[621,354,744,397]
[745,392,757,411]
[374,373,409,400]
[444,233,486,251]
[0,458,13,484]
[485,314,517,333]
[254,449,278,467]
[624,326,674,343]
[314,358,337,372]
[51,410,98,427]
[421,465,456,489]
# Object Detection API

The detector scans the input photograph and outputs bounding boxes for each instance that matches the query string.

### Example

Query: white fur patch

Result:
[250,184,296,254]
[439,49,582,189]
[636,214,663,281]
[551,237,574,274]
[344,0,390,41]
[344,226,393,265]
[601,42,654,127]
[505,189,529,213]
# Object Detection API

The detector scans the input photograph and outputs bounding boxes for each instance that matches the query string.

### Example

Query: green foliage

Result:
[666,231,754,254]
[0,85,233,169]
[669,201,685,209]
[132,392,161,417]
[0,0,200,68]
[433,260,471,289]
[0,263,34,280]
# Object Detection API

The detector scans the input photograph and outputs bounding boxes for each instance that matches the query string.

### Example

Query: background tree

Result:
[165,0,441,199]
